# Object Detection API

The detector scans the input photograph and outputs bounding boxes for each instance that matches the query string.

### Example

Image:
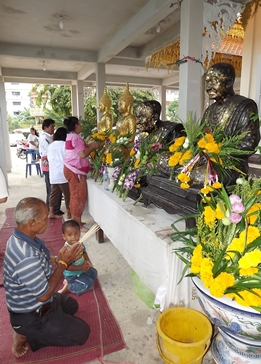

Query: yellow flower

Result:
[134,183,141,188]
[197,134,214,148]
[168,152,183,167]
[180,182,190,189]
[134,159,140,168]
[209,273,235,298]
[240,267,258,276]
[179,149,192,165]
[226,237,244,259]
[205,142,220,154]
[216,202,226,219]
[212,182,222,189]
[200,186,213,195]
[200,258,214,288]
[203,206,216,226]
[105,153,112,164]
[177,173,190,183]
[130,148,136,156]
[238,250,261,270]
[109,134,116,143]
[240,226,261,245]
[191,245,203,274]
[169,136,186,152]
[233,289,261,307]
[247,203,261,224]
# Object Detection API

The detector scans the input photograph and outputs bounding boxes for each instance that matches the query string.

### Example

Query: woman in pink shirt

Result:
[64,116,100,232]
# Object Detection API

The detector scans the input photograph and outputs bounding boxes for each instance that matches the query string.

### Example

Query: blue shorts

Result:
[65,267,98,296]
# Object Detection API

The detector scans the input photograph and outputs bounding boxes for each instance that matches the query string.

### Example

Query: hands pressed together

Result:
[57,242,83,267]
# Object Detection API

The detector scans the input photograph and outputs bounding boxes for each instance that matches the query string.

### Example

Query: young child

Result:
[58,220,98,295]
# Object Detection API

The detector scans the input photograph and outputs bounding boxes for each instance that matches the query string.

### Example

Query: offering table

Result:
[87,178,198,309]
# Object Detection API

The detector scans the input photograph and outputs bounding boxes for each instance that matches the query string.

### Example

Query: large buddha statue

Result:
[190,62,260,186]
[116,83,136,136]
[97,87,113,132]
[158,62,260,186]
[135,99,185,143]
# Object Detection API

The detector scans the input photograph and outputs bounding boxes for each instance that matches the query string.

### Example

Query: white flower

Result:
[135,151,141,160]
[183,138,189,149]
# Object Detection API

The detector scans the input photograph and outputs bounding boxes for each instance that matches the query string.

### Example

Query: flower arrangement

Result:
[167,114,251,189]
[88,130,131,180]
[171,176,261,311]
[111,132,166,201]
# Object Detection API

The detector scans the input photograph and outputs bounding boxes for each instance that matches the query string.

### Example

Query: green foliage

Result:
[7,114,20,133]
[7,109,35,132]
[166,99,179,122]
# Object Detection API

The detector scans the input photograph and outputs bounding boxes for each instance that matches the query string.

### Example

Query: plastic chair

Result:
[25,150,42,178]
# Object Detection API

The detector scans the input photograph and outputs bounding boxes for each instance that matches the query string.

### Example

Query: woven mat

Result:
[0,208,125,363]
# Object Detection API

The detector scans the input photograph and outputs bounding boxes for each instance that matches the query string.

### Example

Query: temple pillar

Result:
[179,0,204,122]
[76,81,84,119]
[0,72,11,175]
[96,63,106,122]
[159,85,167,120]
[71,83,78,116]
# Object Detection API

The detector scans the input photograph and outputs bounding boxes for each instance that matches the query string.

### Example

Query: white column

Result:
[0,73,11,174]
[159,85,167,120]
[96,63,106,123]
[76,81,84,119]
[71,84,78,116]
[179,0,204,122]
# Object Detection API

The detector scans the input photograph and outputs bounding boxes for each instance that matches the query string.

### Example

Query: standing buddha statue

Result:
[116,83,136,136]
[97,87,113,132]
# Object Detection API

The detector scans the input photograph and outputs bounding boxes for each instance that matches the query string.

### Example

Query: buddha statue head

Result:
[118,83,134,115]
[98,87,112,114]
[205,62,235,101]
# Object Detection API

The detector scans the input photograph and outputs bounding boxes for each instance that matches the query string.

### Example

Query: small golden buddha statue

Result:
[116,83,136,135]
[97,87,113,132]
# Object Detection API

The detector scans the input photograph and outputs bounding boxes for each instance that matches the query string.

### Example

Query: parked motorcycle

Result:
[16,141,29,159]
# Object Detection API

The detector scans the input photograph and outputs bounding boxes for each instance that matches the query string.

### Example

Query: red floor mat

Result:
[0,208,125,364]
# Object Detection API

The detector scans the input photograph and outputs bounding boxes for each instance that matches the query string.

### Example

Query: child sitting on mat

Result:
[58,220,98,295]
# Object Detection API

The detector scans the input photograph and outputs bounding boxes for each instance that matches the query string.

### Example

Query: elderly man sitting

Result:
[3,197,90,357]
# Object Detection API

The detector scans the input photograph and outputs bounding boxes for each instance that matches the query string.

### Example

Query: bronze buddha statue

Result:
[135,99,185,143]
[116,83,136,136]
[97,87,113,132]
[158,62,260,186]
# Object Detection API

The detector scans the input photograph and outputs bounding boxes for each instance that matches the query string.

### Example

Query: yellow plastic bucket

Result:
[156,307,212,364]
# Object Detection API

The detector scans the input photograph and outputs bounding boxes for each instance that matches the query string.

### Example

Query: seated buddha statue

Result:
[116,83,136,136]
[97,87,113,133]
[158,62,261,186]
[135,99,185,143]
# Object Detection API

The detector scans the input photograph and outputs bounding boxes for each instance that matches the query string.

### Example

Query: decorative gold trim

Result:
[226,22,244,40]
[207,55,242,77]
[145,40,180,71]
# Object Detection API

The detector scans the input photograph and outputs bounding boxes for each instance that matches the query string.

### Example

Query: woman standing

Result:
[47,127,71,219]
[63,116,100,232]
[27,127,40,161]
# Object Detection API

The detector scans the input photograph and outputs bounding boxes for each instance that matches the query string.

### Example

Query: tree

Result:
[30,84,72,116]
[7,108,35,132]
[166,99,179,122]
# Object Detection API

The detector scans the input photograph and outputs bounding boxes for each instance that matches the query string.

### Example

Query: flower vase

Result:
[192,277,261,364]
[107,167,115,191]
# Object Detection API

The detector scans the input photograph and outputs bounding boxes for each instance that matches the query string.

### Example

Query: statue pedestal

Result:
[142,175,201,229]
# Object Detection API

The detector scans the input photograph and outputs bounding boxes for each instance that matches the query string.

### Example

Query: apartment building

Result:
[5,82,32,116]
